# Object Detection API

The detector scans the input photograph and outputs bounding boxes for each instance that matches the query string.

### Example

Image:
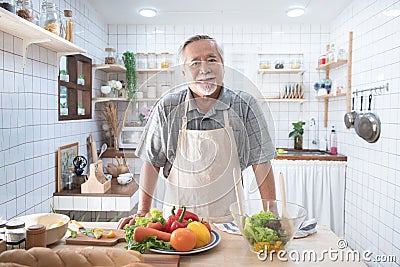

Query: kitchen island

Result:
[49,222,366,267]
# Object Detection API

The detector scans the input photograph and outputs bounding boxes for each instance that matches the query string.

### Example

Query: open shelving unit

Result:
[258,69,306,75]
[316,32,353,127]
[93,64,126,73]
[258,98,307,103]
[93,97,159,103]
[0,8,86,68]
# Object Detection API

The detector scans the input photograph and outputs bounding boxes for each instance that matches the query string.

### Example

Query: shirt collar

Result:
[186,86,231,112]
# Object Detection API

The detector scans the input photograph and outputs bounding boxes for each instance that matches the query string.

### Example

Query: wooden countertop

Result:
[50,222,366,266]
[275,148,347,161]
[53,176,139,197]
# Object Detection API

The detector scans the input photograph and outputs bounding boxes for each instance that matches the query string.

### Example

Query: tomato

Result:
[187,221,211,248]
[170,228,196,252]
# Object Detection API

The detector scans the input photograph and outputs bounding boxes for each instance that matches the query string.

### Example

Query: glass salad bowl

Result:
[230,199,306,254]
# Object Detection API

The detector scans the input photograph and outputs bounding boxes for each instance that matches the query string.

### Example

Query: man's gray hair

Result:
[177,34,224,65]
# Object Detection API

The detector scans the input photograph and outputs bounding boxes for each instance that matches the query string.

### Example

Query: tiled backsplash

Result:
[0,0,107,219]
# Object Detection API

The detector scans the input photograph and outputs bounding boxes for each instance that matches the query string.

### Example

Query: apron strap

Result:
[223,110,230,127]
[182,92,189,130]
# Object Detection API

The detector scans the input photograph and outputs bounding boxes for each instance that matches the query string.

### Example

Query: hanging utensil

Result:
[354,95,364,137]
[356,94,381,143]
[344,96,357,129]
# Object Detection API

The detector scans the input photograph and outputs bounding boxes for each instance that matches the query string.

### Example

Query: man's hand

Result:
[116,211,147,230]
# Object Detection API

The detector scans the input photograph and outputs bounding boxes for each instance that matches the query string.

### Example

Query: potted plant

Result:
[289,121,306,150]
[77,74,85,85]
[122,51,137,101]
[60,70,69,82]
[77,102,85,115]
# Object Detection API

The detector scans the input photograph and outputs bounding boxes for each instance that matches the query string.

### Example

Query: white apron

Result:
[163,96,242,222]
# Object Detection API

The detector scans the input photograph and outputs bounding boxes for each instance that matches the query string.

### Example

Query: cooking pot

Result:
[354,95,363,136]
[355,94,381,143]
[344,96,357,129]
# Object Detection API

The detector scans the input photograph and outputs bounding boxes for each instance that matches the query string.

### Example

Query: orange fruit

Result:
[170,228,196,252]
[106,230,116,238]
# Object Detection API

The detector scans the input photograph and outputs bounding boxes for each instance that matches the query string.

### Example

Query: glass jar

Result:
[0,0,15,13]
[16,0,33,22]
[6,220,26,249]
[63,10,74,42]
[0,220,6,241]
[319,54,327,65]
[147,52,156,69]
[105,47,116,64]
[39,1,60,35]
[259,60,270,69]
[159,52,171,69]
[136,52,147,69]
[274,59,284,69]
[290,58,302,69]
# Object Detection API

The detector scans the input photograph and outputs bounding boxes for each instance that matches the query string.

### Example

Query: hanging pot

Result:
[344,96,357,129]
[354,95,364,137]
[356,94,381,143]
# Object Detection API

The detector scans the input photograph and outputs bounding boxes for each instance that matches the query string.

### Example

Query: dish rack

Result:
[81,160,111,193]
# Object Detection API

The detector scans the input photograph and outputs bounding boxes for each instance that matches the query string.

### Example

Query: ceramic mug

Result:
[117,175,133,185]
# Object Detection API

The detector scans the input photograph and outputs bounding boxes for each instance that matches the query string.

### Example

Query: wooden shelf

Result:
[316,60,348,71]
[137,68,175,73]
[93,64,126,73]
[101,149,138,158]
[258,98,307,103]
[0,8,86,67]
[93,97,159,103]
[258,69,306,74]
[315,93,347,99]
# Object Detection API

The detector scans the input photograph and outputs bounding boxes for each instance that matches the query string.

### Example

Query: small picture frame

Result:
[57,142,78,192]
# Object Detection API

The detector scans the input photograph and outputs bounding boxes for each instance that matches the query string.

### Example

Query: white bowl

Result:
[15,213,70,245]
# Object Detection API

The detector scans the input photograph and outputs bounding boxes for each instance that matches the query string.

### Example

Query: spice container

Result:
[0,220,6,241]
[259,60,270,69]
[147,52,156,69]
[26,224,46,250]
[63,10,74,42]
[39,1,60,35]
[6,220,25,249]
[319,54,327,65]
[159,52,171,69]
[0,0,15,13]
[16,0,33,22]
[136,52,147,69]
[105,48,116,64]
[290,58,302,69]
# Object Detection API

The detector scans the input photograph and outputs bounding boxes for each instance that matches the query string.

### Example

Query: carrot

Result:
[146,221,163,231]
[133,226,171,242]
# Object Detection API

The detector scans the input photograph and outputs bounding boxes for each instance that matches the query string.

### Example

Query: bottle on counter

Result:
[330,126,337,155]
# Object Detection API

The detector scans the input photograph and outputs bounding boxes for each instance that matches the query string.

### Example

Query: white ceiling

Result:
[88,0,354,25]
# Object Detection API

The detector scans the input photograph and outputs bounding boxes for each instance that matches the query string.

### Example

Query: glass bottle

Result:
[16,0,33,22]
[330,126,337,155]
[63,9,73,42]
[0,0,15,14]
[39,1,60,36]
[66,167,76,190]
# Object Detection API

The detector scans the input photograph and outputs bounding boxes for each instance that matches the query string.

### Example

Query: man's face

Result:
[181,39,224,97]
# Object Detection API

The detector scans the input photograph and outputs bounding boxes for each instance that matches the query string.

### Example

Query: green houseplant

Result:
[289,121,306,150]
[122,51,137,101]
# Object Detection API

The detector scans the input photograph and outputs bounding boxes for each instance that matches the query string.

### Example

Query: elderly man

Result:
[118,34,276,229]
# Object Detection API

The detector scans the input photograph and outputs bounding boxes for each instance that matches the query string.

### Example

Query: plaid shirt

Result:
[135,87,276,177]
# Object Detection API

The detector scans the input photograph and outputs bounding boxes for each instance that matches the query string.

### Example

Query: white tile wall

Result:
[330,0,400,265]
[0,0,107,220]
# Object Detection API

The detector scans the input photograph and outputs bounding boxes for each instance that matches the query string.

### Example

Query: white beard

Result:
[196,81,218,96]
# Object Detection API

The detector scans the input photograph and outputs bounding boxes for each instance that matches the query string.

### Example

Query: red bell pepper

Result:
[163,206,178,233]
[201,218,212,232]
[176,206,200,222]
[169,206,189,232]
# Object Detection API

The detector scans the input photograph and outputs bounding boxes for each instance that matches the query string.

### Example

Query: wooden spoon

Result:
[279,172,294,235]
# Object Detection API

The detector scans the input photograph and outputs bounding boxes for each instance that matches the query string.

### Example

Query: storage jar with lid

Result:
[26,224,46,249]
[159,52,171,69]
[63,10,74,42]
[6,220,25,248]
[259,60,270,69]
[0,0,15,13]
[16,0,33,22]
[290,58,302,69]
[136,52,147,69]
[147,52,156,69]
[105,48,116,64]
[0,220,6,241]
[39,1,60,35]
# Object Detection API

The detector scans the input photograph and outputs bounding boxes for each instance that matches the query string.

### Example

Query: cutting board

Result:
[66,229,126,246]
